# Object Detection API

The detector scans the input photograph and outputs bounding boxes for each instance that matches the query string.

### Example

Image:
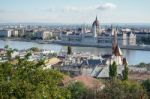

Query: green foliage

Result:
[122,64,129,81]
[67,46,72,55]
[138,62,147,67]
[109,61,117,79]
[4,45,17,61]
[24,52,32,60]
[97,79,148,99]
[139,37,150,44]
[30,47,40,52]
[1,47,150,99]
[0,53,71,99]
[67,82,87,99]
[83,89,97,99]
[142,79,150,98]
[136,62,150,71]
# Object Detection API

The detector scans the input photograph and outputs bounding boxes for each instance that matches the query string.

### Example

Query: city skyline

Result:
[0,0,150,24]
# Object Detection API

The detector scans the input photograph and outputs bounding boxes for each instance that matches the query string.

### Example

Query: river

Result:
[0,40,150,65]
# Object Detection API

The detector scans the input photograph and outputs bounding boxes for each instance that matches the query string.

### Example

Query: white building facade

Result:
[34,31,52,40]
[0,30,12,37]
[60,17,136,47]
[11,30,19,37]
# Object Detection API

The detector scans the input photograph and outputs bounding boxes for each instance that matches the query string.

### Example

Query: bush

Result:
[109,61,117,79]
[142,79,150,98]
[67,82,87,99]
[94,79,148,99]
[0,56,71,99]
[30,47,40,52]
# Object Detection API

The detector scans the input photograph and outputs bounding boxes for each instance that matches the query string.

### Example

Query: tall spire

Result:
[96,15,98,21]
[92,15,101,36]
[112,27,123,56]
[92,15,99,27]
[114,28,118,45]
[112,27,118,54]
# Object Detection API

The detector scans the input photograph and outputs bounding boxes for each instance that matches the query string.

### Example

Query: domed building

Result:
[60,16,136,47]
[92,16,101,37]
[92,16,100,28]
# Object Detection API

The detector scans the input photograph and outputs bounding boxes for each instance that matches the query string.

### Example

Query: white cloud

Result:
[42,7,57,12]
[43,3,117,13]
[0,3,117,23]
[97,3,117,10]
[63,6,81,12]
[62,3,116,13]
[63,6,94,13]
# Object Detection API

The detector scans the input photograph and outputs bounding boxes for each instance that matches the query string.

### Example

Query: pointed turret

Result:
[92,16,100,27]
[112,28,123,56]
[96,15,98,21]
[92,16,101,37]
[114,45,123,56]
[112,28,118,54]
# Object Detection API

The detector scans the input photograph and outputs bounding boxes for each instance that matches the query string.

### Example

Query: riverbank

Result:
[0,38,53,44]
[0,39,150,65]
[53,40,150,51]
[1,38,150,51]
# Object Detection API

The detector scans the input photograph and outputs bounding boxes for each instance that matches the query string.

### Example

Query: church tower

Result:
[112,28,123,65]
[112,28,118,54]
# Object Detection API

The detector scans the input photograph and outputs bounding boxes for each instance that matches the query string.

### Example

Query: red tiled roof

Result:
[114,45,123,56]
[63,75,104,90]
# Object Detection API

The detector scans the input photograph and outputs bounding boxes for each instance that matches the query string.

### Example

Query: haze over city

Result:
[0,0,150,24]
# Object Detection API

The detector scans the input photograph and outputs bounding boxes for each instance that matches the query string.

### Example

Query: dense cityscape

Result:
[1,0,150,99]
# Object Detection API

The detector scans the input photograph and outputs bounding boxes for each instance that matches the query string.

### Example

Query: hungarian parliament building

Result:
[60,17,136,47]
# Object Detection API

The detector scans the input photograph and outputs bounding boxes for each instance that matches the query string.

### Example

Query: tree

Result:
[96,79,148,99]
[142,79,150,98]
[0,51,71,99]
[4,45,17,61]
[138,62,146,67]
[122,64,129,80]
[67,82,87,99]
[30,47,40,52]
[67,46,72,55]
[24,52,32,60]
[109,61,117,78]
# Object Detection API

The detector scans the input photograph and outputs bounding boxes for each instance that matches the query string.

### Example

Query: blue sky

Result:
[0,0,150,23]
